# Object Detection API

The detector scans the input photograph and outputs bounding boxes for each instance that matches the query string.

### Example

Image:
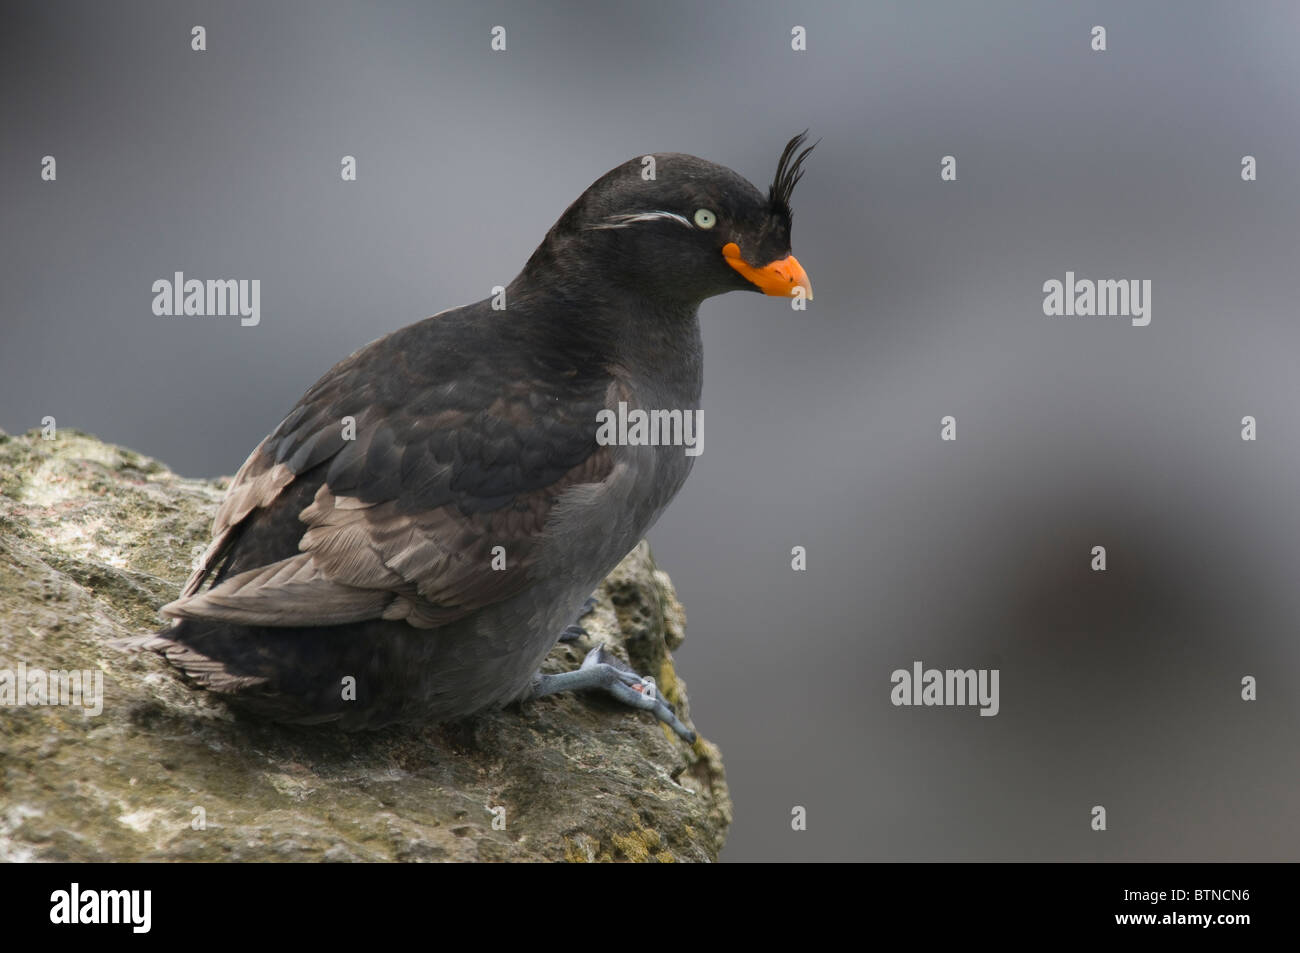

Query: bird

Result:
[133,132,816,742]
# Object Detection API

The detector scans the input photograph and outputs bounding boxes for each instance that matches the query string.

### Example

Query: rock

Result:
[0,428,730,862]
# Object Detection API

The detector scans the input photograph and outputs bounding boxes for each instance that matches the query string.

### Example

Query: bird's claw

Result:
[529,642,696,743]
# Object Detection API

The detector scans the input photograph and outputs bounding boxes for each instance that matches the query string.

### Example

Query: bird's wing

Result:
[164,328,619,629]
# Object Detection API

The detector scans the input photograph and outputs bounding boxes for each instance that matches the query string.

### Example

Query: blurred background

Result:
[3,0,1298,860]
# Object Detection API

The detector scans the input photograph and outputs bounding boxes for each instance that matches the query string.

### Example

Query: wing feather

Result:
[165,314,622,631]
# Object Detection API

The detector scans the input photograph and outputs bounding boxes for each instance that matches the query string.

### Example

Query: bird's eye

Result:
[693,209,717,229]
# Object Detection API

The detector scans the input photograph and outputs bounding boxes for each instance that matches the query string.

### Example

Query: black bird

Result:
[137,133,816,741]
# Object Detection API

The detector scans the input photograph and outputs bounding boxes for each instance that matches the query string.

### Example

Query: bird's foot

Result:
[529,643,695,743]
[557,595,600,643]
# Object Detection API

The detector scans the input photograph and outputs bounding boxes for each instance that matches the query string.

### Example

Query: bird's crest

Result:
[769,130,818,222]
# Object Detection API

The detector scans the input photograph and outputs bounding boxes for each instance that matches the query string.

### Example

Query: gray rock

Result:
[0,428,730,862]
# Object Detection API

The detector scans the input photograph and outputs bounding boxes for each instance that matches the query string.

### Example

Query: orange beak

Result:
[722,242,813,300]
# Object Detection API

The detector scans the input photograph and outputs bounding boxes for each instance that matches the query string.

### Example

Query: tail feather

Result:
[110,625,271,693]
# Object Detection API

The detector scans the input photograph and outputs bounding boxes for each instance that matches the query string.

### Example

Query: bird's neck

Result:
[505,278,704,406]
[612,301,704,410]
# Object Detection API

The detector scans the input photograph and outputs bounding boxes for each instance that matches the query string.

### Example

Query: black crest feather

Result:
[769,130,818,220]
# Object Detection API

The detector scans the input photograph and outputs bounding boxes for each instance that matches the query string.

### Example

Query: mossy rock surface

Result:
[0,428,730,862]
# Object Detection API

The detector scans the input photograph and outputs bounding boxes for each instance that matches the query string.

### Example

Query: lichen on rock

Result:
[0,428,730,862]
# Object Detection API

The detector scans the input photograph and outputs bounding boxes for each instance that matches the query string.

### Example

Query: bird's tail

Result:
[109,621,270,693]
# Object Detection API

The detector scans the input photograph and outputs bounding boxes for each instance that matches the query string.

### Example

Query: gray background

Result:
[3,1,1298,861]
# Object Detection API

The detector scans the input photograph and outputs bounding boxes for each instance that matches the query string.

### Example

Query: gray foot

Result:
[557,595,600,643]
[530,643,695,743]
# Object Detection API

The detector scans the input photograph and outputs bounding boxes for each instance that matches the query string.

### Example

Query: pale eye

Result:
[693,208,717,229]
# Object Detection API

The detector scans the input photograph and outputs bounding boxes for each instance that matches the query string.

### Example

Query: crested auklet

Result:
[138,133,816,742]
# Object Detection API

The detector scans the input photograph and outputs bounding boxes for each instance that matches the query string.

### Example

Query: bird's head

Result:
[522,132,816,307]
